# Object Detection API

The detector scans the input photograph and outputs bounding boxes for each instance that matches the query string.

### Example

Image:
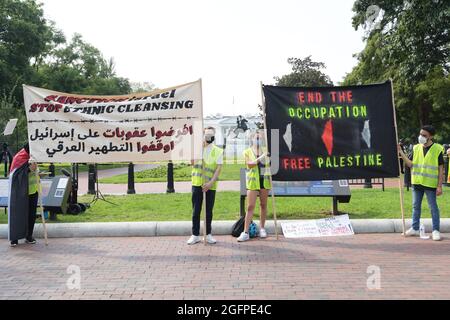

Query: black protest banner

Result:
[263,81,399,181]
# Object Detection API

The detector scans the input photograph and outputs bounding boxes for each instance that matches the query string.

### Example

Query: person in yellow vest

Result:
[447,148,450,184]
[398,125,444,241]
[187,127,224,245]
[237,130,271,242]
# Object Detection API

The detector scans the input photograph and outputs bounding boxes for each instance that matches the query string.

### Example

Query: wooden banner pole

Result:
[390,79,406,236]
[199,79,207,245]
[260,82,279,240]
[34,162,48,246]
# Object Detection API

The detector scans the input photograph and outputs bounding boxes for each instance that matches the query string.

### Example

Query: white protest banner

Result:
[281,214,354,238]
[23,80,203,163]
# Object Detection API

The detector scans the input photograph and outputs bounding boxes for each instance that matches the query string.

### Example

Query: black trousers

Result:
[191,186,216,236]
[28,192,38,239]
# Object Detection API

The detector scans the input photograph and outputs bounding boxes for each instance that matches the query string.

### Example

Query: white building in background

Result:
[204,113,262,160]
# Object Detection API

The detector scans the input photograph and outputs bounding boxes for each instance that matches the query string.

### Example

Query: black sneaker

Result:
[10,240,18,247]
[25,238,36,244]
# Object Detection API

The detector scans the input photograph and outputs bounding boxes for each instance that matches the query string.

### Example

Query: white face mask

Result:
[418,135,428,145]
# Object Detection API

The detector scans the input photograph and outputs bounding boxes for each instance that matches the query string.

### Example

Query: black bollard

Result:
[167,161,175,193]
[405,144,414,190]
[404,165,412,191]
[71,163,79,204]
[2,143,10,178]
[49,163,55,177]
[363,178,373,189]
[88,164,96,195]
[127,162,136,194]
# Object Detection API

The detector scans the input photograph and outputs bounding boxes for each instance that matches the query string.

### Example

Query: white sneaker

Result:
[237,232,250,242]
[259,228,267,238]
[432,231,441,241]
[205,234,217,244]
[187,235,201,245]
[404,228,419,237]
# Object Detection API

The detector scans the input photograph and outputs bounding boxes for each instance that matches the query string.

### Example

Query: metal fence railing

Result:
[347,178,385,191]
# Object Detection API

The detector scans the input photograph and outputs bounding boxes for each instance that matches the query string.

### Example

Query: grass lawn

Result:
[1,188,449,224]
[99,163,245,184]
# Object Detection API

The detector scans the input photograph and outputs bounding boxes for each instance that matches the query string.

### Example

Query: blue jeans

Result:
[412,187,440,231]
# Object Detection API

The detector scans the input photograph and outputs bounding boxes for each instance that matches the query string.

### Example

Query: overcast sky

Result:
[40,0,366,116]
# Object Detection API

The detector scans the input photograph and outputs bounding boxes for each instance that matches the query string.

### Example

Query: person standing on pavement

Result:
[447,147,450,185]
[187,127,224,245]
[237,130,271,242]
[8,143,39,247]
[398,125,444,241]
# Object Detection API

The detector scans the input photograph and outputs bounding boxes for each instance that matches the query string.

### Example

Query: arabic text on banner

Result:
[23,80,203,163]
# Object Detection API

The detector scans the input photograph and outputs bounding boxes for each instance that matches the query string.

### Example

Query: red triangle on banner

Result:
[322,120,333,156]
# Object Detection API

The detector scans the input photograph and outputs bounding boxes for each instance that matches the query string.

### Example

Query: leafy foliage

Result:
[274,56,334,87]
[345,0,450,142]
[0,0,133,147]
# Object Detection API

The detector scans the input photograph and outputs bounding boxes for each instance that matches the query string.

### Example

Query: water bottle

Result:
[419,224,425,237]
[419,224,429,239]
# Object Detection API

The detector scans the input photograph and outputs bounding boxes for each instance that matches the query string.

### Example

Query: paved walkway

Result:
[76,164,240,194]
[1,234,449,300]
[77,164,159,194]
[79,180,241,195]
[78,173,401,195]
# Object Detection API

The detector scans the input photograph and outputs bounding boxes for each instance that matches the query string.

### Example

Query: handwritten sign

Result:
[23,80,203,163]
[281,214,354,238]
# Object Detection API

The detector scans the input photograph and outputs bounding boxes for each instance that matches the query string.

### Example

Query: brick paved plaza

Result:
[1,234,449,300]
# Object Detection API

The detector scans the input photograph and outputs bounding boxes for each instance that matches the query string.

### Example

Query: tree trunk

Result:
[418,102,432,126]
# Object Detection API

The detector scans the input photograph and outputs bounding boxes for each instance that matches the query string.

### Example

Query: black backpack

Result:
[231,216,245,237]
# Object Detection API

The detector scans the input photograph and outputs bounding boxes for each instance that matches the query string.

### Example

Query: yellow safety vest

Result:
[411,143,443,188]
[28,168,38,195]
[447,151,450,183]
[243,147,271,190]
[191,145,223,191]
[447,156,450,183]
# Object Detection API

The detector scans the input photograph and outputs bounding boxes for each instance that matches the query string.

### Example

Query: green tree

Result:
[130,81,156,93]
[0,0,64,100]
[36,33,131,95]
[1,1,134,148]
[351,0,449,83]
[346,0,450,142]
[274,56,334,87]
[258,56,334,127]
[0,84,29,153]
